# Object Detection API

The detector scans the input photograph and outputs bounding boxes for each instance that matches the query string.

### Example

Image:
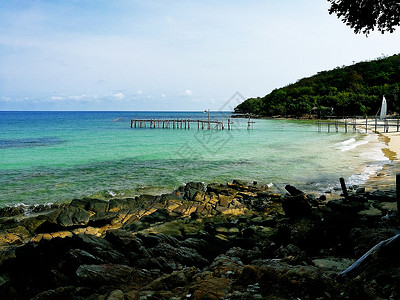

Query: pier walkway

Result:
[317,117,400,133]
[130,118,255,130]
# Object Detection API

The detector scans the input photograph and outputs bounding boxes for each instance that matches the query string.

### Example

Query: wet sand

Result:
[364,132,400,191]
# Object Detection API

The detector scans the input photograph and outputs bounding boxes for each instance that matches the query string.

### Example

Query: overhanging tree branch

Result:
[327,0,400,34]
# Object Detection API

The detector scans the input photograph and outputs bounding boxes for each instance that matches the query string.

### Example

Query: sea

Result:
[0,111,390,207]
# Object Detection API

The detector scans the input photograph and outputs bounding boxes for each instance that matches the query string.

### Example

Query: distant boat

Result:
[379,96,387,120]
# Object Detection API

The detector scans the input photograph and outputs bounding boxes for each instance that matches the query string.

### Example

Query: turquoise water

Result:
[0,111,389,207]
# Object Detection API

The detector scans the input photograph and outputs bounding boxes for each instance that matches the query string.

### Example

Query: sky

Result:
[0,0,399,111]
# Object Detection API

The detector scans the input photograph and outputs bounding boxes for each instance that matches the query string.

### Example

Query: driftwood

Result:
[337,234,400,280]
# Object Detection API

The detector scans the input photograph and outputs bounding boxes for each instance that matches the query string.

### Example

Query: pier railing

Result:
[130,118,255,130]
[317,116,400,133]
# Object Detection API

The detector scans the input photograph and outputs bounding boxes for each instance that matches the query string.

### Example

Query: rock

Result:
[282,195,311,218]
[89,211,120,227]
[56,206,91,228]
[148,243,208,268]
[140,208,171,224]
[184,182,206,201]
[86,199,109,213]
[76,264,134,284]
[31,286,98,300]
[367,190,396,202]
[188,277,232,299]
[326,199,368,213]
[0,206,25,218]
[207,184,237,197]
[108,198,137,212]
[69,198,90,210]
[138,233,180,248]
[232,179,248,186]
[105,289,125,300]
[285,185,304,196]
[0,226,31,247]
[105,229,143,251]
[74,234,128,264]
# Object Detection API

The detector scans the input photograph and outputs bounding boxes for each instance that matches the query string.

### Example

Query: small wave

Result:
[346,163,384,186]
[337,139,368,151]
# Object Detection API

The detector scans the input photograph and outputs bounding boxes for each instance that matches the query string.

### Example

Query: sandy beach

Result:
[362,131,400,193]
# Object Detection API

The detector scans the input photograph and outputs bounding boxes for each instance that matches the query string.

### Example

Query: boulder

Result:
[184,182,206,201]
[282,195,311,218]
[88,211,120,227]
[140,208,171,224]
[86,199,109,213]
[56,206,91,228]
[108,198,137,212]
[285,185,304,196]
[76,264,134,284]
[0,206,25,218]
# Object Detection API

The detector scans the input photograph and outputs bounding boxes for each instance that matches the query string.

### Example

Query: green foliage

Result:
[327,0,400,34]
[234,54,400,117]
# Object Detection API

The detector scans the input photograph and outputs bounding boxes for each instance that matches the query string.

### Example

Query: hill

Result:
[234,54,400,117]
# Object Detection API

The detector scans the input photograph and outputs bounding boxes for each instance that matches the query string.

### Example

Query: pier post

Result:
[340,177,348,200]
[131,119,133,128]
[345,120,347,133]
[397,117,399,132]
[365,118,368,133]
[375,117,377,132]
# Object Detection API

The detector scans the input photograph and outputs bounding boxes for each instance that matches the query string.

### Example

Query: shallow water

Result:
[0,111,389,206]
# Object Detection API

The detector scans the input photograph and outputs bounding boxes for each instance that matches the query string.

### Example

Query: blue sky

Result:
[1,0,399,111]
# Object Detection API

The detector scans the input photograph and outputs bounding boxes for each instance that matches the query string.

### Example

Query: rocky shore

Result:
[0,180,400,299]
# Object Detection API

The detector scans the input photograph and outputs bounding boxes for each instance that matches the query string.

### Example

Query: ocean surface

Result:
[0,111,389,207]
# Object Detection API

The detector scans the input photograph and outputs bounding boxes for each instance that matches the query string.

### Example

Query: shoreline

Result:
[363,132,400,191]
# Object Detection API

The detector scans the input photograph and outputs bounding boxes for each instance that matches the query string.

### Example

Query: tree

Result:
[327,0,400,34]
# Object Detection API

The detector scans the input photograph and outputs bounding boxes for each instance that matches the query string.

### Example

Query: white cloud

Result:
[136,90,143,95]
[49,96,64,101]
[112,92,125,100]
[161,93,167,98]
[184,90,192,96]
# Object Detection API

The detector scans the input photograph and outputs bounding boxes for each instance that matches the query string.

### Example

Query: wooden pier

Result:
[130,118,244,130]
[317,117,400,134]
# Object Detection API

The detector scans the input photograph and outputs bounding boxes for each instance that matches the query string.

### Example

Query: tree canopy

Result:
[234,54,400,118]
[327,0,400,34]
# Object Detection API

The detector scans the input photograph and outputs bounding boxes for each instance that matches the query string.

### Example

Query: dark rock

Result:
[0,206,25,218]
[108,198,137,212]
[137,233,180,248]
[88,211,120,227]
[74,234,128,264]
[184,182,206,201]
[285,185,304,196]
[141,208,171,224]
[57,206,91,227]
[367,190,396,202]
[319,195,327,201]
[160,192,182,202]
[76,264,134,284]
[86,199,109,213]
[180,238,210,255]
[69,198,90,210]
[148,243,208,268]
[326,199,368,213]
[105,229,143,251]
[282,195,311,218]
[232,179,248,186]
[31,286,98,300]
[207,184,237,196]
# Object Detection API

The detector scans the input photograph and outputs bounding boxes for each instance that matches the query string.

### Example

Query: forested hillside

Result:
[234,54,400,117]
